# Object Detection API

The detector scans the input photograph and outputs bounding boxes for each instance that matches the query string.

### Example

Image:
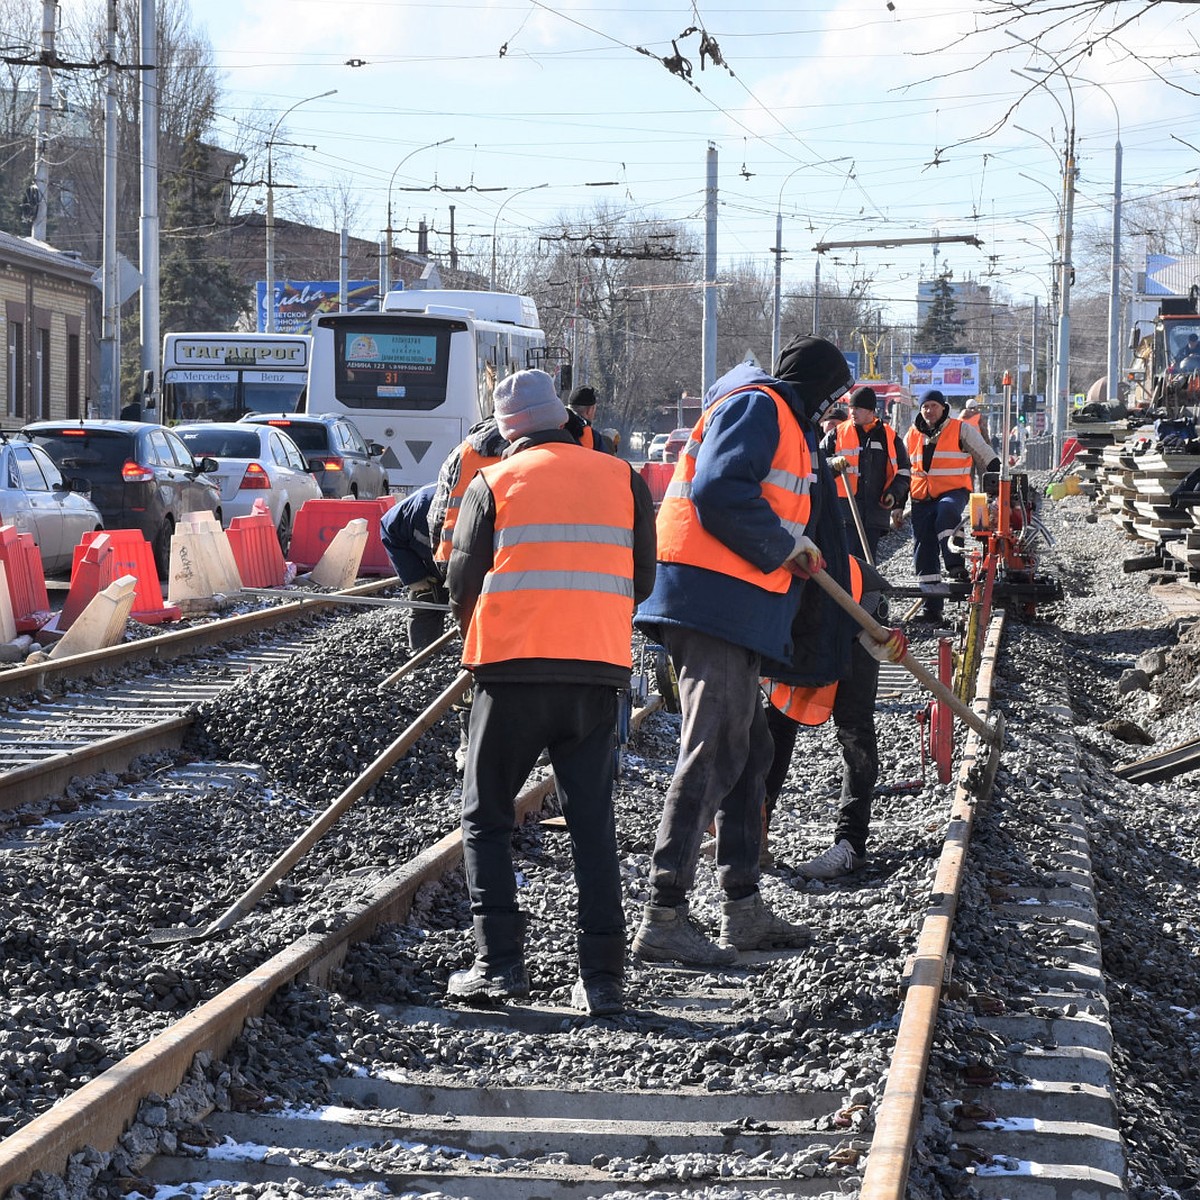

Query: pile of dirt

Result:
[1155,617,1200,717]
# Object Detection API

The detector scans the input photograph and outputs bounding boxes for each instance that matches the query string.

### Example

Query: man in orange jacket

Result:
[446,369,657,1015]
[904,390,998,623]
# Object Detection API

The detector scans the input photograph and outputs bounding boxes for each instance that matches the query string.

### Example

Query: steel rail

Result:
[859,610,1006,1199]
[0,577,402,701]
[0,698,662,1194]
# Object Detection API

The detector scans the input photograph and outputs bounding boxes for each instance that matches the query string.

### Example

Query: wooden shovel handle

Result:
[808,568,997,744]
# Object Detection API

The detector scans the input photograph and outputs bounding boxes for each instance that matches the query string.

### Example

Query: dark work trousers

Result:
[764,638,880,857]
[407,581,448,654]
[461,680,623,946]
[647,625,772,909]
[910,489,968,617]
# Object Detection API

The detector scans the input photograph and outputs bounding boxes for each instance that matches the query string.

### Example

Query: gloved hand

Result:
[828,455,849,475]
[407,576,439,601]
[859,626,909,664]
[786,535,825,579]
[879,493,896,510]
[889,509,905,531]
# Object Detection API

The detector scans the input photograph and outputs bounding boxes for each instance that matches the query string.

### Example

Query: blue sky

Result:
[73,1,1200,322]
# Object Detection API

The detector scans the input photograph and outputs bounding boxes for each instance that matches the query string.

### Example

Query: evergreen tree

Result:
[915,270,968,353]
[159,129,249,333]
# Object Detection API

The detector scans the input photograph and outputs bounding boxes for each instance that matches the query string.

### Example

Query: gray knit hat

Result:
[493,369,568,440]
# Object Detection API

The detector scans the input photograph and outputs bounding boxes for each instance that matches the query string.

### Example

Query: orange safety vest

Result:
[461,442,636,669]
[434,442,502,564]
[763,558,864,726]
[833,417,900,501]
[905,417,973,501]
[962,411,983,433]
[656,385,814,594]
[578,423,598,451]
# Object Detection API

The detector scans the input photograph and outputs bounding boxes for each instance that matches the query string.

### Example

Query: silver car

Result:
[0,438,104,574]
[174,423,323,554]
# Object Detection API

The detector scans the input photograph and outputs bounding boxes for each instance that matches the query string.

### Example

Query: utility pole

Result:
[702,143,717,397]
[100,0,120,418]
[139,0,160,420]
[30,0,56,243]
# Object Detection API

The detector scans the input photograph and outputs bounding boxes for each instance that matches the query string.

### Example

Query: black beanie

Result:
[923,389,948,412]
[567,385,597,409]
[850,385,877,412]
[773,335,853,420]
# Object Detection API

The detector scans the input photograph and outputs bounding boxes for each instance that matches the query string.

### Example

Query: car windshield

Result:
[24,428,131,471]
[178,428,261,458]
[255,421,327,453]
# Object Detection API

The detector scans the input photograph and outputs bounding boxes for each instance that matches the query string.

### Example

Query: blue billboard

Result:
[256,280,381,333]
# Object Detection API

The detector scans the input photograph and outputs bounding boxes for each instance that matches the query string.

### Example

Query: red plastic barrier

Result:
[73,529,181,624]
[57,533,116,632]
[1060,436,1080,468]
[227,504,287,588]
[0,525,52,632]
[639,462,675,506]
[288,496,399,575]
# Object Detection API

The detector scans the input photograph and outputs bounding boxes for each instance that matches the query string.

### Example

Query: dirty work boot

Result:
[574,931,626,1016]
[719,892,810,951]
[447,913,529,1002]
[632,904,736,967]
[446,959,530,1001]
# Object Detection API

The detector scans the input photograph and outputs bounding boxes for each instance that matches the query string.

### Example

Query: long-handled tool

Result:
[808,567,1003,747]
[842,479,875,567]
[145,669,474,945]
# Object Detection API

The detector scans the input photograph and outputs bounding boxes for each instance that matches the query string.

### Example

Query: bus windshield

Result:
[330,315,462,411]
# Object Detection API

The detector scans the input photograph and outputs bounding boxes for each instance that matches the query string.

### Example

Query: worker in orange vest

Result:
[761,554,906,878]
[632,335,852,967]
[446,369,657,1014]
[903,390,999,623]
[567,385,615,453]
[824,385,910,562]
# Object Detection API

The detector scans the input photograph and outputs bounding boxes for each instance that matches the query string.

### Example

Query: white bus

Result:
[161,332,310,424]
[306,288,547,492]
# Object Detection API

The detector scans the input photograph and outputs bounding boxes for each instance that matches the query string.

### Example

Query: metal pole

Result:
[100,0,119,419]
[386,137,453,297]
[701,143,718,397]
[30,0,55,243]
[265,90,337,333]
[1055,130,1076,463]
[771,208,783,369]
[139,0,160,422]
[1107,137,1123,406]
[812,255,821,337]
[339,228,349,311]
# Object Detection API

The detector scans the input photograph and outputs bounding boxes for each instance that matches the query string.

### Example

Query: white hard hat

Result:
[964,398,979,410]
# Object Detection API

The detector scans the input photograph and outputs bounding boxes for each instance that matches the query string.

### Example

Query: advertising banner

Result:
[256,280,381,333]
[902,353,979,398]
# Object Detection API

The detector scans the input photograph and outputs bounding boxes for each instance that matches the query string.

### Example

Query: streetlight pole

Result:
[1010,40,1075,462]
[265,89,337,333]
[490,183,548,291]
[384,137,454,295]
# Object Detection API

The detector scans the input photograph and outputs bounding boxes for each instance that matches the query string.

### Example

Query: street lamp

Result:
[771,158,851,368]
[265,89,337,332]
[1074,76,1123,406]
[384,137,454,294]
[1009,39,1076,461]
[490,183,549,291]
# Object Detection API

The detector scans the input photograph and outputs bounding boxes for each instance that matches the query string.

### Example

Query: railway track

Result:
[0,578,404,813]
[3,499,1197,1199]
[0,613,1012,1199]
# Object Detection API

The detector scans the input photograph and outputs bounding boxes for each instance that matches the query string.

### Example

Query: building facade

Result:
[0,233,99,433]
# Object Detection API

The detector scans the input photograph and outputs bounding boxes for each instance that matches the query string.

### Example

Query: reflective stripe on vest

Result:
[656,384,814,594]
[462,442,636,669]
[835,418,901,500]
[763,558,864,726]
[434,442,502,563]
[905,418,972,501]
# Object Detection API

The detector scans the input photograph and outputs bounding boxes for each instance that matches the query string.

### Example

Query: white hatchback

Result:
[174,423,322,555]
